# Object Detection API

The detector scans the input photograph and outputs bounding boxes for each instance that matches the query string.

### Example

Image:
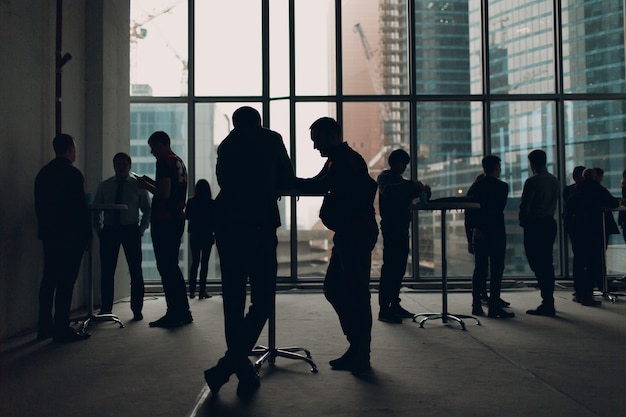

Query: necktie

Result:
[113,179,125,225]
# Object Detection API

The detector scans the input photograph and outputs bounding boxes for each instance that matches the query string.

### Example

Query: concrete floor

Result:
[1,284,626,417]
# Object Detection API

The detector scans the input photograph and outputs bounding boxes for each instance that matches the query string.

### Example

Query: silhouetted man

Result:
[203,106,295,397]
[562,165,585,300]
[92,152,151,321]
[35,133,92,342]
[377,148,430,323]
[519,149,560,316]
[466,155,513,318]
[566,168,618,305]
[296,117,379,376]
[562,165,585,206]
[137,131,192,328]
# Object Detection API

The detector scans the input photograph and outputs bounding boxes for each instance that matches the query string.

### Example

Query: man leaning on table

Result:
[377,148,430,323]
[295,117,379,376]
[92,152,151,321]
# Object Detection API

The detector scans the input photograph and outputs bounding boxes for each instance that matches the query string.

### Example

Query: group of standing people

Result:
[202,109,380,396]
[35,129,202,342]
[465,149,623,320]
[34,107,622,400]
[563,166,620,306]
[467,150,562,319]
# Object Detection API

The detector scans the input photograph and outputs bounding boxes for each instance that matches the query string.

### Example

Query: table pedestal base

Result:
[250,345,318,373]
[79,313,125,334]
[413,312,480,331]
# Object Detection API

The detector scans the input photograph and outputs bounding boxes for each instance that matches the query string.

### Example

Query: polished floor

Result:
[1,283,626,417]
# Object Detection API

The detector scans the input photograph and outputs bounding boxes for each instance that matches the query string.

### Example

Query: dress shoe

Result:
[581,299,601,307]
[204,362,231,394]
[329,345,356,370]
[189,292,196,299]
[378,309,402,324]
[132,312,143,321]
[149,314,182,328]
[391,304,414,318]
[471,305,485,316]
[496,298,511,307]
[488,307,515,318]
[330,355,354,371]
[198,293,212,300]
[526,305,556,317]
[180,311,194,324]
[236,362,260,397]
[53,327,91,343]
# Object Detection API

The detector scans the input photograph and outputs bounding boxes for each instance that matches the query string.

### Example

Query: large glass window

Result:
[130,0,626,284]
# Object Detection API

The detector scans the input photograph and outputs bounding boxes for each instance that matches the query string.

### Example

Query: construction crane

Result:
[353,22,392,168]
[129,4,177,85]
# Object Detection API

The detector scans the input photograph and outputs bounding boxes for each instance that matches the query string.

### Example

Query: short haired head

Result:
[232,106,262,129]
[528,149,547,169]
[52,133,75,155]
[572,165,585,181]
[113,152,131,165]
[582,167,598,182]
[482,154,501,174]
[309,117,342,140]
[148,131,171,146]
[388,149,410,167]
[592,167,604,178]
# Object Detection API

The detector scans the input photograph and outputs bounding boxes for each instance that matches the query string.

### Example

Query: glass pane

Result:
[487,0,555,94]
[270,100,293,277]
[562,0,626,94]
[193,103,238,282]
[270,0,290,98]
[563,100,626,275]
[130,0,188,97]
[295,0,335,95]
[415,102,478,278]
[195,0,262,96]
[295,102,337,279]
[130,103,189,282]
[414,1,474,95]
[491,100,560,277]
[342,0,409,95]
[342,102,408,277]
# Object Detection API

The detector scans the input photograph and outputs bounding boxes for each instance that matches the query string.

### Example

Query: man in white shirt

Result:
[93,152,151,321]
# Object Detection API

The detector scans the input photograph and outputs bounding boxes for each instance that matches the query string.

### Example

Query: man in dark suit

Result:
[520,150,561,316]
[566,168,618,305]
[203,106,295,397]
[466,155,513,318]
[295,117,379,376]
[35,133,92,342]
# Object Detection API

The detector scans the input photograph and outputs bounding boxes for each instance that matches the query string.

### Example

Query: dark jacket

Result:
[34,157,92,241]
[566,179,619,240]
[213,126,295,231]
[296,142,378,236]
[377,169,424,232]
[465,175,509,237]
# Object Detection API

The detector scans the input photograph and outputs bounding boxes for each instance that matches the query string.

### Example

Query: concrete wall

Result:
[0,0,130,340]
